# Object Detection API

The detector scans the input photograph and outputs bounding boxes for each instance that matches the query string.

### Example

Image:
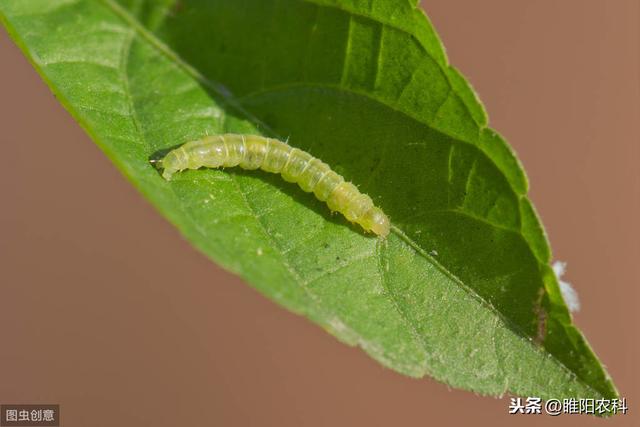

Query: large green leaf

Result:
[1,0,618,404]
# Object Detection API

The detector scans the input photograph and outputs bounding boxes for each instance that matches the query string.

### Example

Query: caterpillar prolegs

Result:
[155,134,390,237]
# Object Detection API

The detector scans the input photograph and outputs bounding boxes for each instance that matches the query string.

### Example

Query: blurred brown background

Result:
[1,1,638,425]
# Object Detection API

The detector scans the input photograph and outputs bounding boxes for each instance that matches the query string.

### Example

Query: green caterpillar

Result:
[154,134,390,237]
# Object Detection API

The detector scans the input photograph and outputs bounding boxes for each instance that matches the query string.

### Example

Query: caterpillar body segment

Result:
[156,134,390,237]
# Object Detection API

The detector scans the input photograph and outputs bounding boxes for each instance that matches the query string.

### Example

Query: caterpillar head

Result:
[152,151,182,181]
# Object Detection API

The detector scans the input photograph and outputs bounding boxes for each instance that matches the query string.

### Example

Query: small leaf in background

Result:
[0,0,618,409]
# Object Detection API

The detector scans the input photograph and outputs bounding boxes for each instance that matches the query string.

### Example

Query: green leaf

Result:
[1,0,618,405]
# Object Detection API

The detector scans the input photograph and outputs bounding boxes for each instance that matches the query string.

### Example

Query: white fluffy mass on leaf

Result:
[553,261,580,313]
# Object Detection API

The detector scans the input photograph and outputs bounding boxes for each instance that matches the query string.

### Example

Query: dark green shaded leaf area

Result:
[1,0,617,404]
